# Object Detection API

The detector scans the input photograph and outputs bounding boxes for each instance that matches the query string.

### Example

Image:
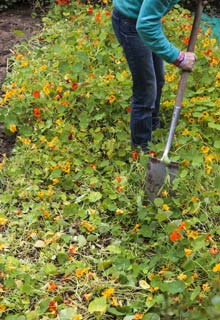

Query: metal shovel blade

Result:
[145,157,179,201]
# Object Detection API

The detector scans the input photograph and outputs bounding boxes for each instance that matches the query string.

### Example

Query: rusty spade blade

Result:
[145,1,203,201]
[146,157,179,201]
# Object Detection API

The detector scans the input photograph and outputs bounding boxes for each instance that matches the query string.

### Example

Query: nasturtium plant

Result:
[0,1,220,319]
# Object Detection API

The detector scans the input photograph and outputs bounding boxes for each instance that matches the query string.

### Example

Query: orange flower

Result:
[48,281,58,291]
[48,300,58,316]
[115,176,122,183]
[87,7,93,14]
[131,150,139,161]
[34,107,41,117]
[96,12,101,22]
[134,313,144,320]
[178,222,186,230]
[71,82,78,90]
[32,90,40,98]
[116,186,124,192]
[169,230,182,242]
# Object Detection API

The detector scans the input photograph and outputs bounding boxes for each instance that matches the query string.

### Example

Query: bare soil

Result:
[0,5,42,161]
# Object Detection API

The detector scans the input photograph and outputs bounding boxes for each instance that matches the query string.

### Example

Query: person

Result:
[111,0,209,153]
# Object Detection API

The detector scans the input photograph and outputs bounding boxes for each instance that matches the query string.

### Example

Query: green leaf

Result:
[214,141,220,149]
[190,286,201,301]
[88,297,107,315]
[214,176,220,190]
[143,313,160,320]
[161,280,185,294]
[208,122,220,131]
[59,307,77,319]
[38,298,51,315]
[43,263,57,275]
[88,191,102,203]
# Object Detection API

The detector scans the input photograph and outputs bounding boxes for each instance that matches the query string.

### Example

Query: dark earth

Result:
[0,5,43,162]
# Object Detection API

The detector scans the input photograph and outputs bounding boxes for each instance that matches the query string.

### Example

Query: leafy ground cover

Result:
[0,1,220,319]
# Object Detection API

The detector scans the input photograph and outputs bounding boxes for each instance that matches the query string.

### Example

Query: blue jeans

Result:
[112,8,165,151]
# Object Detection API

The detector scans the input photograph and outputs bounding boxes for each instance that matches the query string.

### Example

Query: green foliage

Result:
[0,1,220,319]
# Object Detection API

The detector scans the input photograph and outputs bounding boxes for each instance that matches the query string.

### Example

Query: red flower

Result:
[205,233,212,241]
[87,7,93,14]
[34,107,41,117]
[96,12,101,22]
[32,90,40,98]
[177,221,186,231]
[56,0,70,5]
[71,83,78,90]
[169,230,182,242]
[127,106,131,113]
[68,133,73,140]
[131,151,139,161]
[116,176,122,183]
[48,300,58,316]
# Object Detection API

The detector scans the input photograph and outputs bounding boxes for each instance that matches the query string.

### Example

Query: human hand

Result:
[179,52,197,71]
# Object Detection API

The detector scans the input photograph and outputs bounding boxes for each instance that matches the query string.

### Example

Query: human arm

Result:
[136,0,196,70]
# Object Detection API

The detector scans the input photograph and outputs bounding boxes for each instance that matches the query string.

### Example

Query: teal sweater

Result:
[113,0,180,63]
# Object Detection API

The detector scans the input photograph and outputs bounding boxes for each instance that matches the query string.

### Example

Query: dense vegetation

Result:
[0,1,220,319]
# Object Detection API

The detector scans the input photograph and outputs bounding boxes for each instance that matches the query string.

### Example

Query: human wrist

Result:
[173,51,186,67]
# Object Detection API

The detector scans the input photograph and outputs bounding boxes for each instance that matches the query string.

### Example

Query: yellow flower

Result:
[39,64,47,71]
[81,221,96,232]
[43,210,50,219]
[73,315,82,320]
[205,154,215,163]
[21,61,29,68]
[184,248,192,257]
[177,273,187,281]
[111,296,119,307]
[189,118,195,123]
[192,272,199,281]
[149,287,159,292]
[43,85,50,95]
[75,267,90,278]
[0,217,8,225]
[115,208,124,215]
[181,128,189,136]
[52,178,59,185]
[9,124,17,133]
[17,136,31,145]
[134,313,144,320]
[0,243,6,250]
[162,204,170,211]
[202,282,210,292]
[203,111,209,118]
[201,146,210,154]
[206,165,212,175]
[0,304,6,312]
[213,263,220,272]
[161,190,168,197]
[132,224,140,233]
[102,288,115,298]
[37,191,44,198]
[187,230,198,240]
[108,95,116,104]
[182,160,190,167]
[191,196,199,203]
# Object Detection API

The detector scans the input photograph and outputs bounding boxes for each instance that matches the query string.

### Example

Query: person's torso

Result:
[113,0,180,19]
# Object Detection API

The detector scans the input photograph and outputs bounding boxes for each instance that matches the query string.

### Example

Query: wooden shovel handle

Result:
[175,1,204,107]
[162,1,203,160]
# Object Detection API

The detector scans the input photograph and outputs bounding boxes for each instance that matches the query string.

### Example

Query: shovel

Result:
[145,1,204,201]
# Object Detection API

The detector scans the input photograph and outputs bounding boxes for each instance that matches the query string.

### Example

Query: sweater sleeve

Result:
[136,0,180,63]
